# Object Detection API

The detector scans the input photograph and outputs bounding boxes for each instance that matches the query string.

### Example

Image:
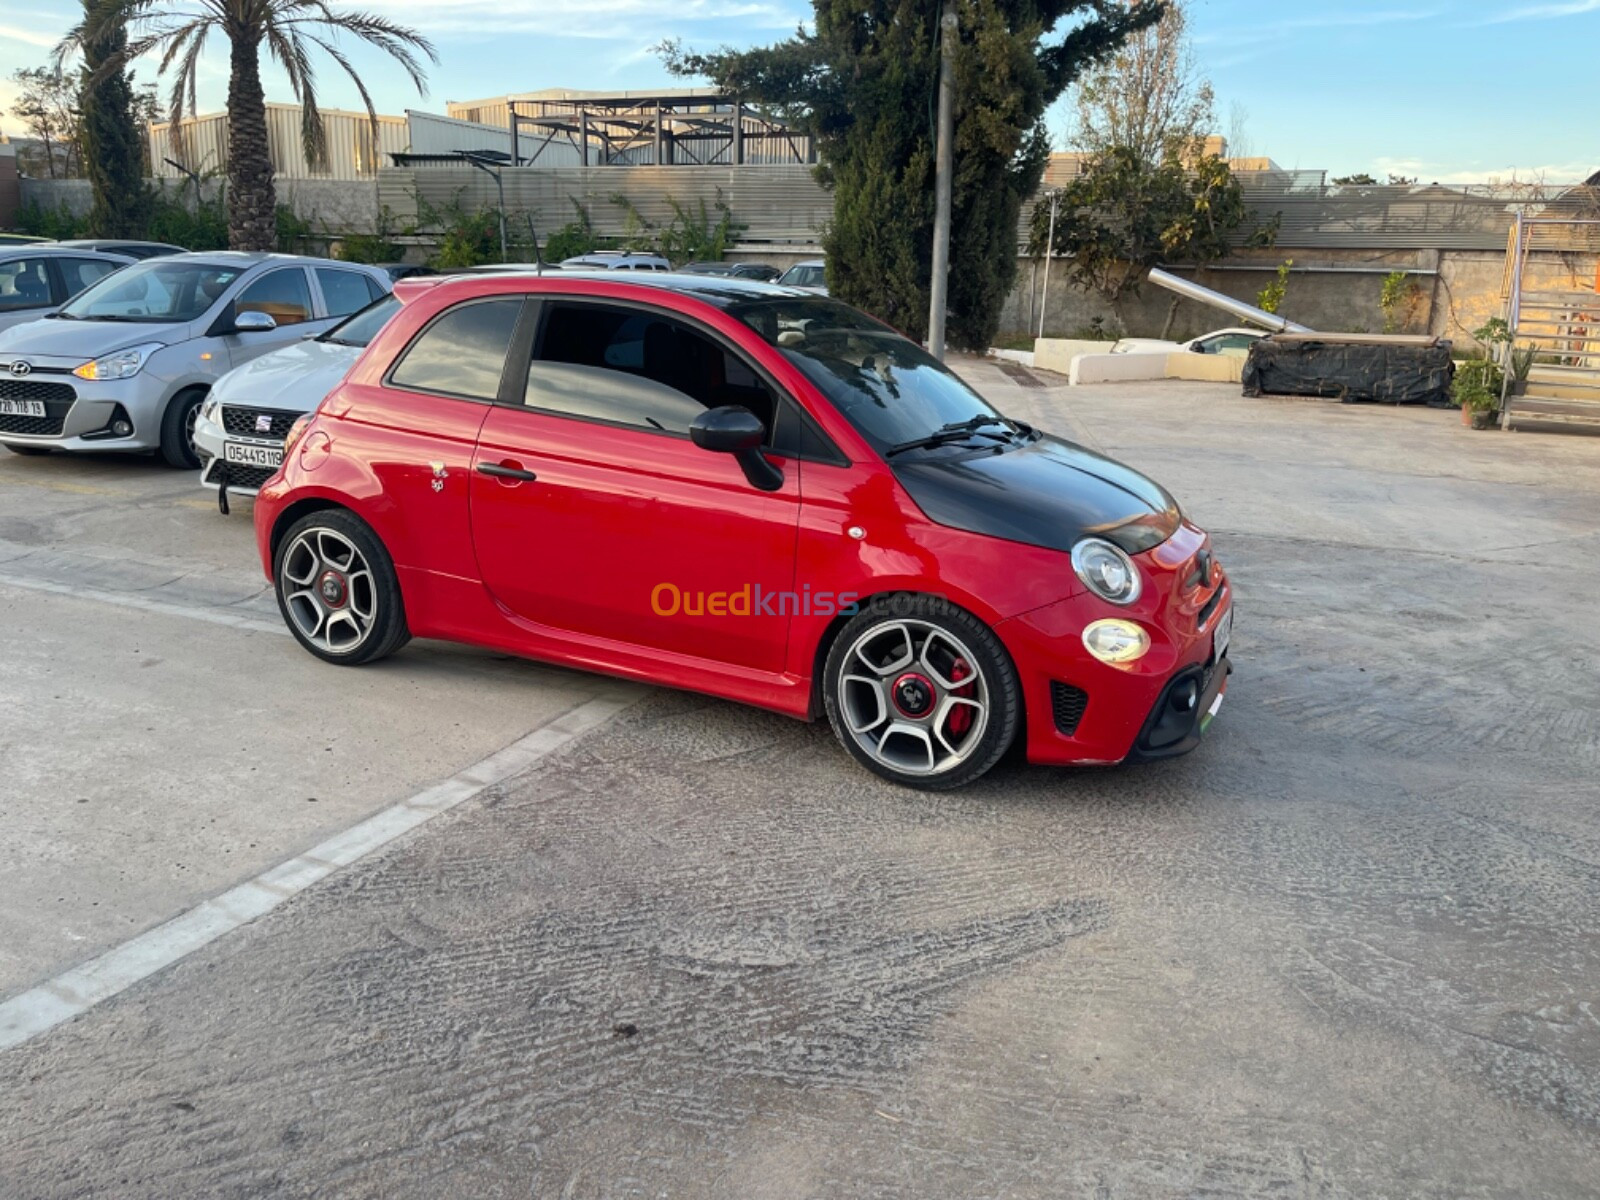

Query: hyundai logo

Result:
[7,360,30,378]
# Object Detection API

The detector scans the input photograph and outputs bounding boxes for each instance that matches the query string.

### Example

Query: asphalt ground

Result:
[3,362,1600,1197]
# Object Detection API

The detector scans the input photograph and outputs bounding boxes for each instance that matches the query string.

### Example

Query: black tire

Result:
[822,593,1021,790]
[159,387,208,469]
[273,509,410,666]
[4,444,52,456]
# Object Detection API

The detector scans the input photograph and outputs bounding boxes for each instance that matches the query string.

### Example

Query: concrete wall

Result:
[0,145,19,229]
[16,176,380,237]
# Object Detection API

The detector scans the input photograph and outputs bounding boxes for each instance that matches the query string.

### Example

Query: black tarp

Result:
[1242,337,1455,405]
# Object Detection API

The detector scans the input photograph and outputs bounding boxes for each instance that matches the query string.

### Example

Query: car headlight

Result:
[1071,537,1142,605]
[72,342,163,381]
[200,393,221,423]
[1082,618,1150,665]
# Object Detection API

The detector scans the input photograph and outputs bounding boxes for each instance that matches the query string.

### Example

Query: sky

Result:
[2,0,1594,184]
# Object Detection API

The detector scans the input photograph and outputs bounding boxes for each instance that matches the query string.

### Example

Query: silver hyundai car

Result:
[0,252,390,466]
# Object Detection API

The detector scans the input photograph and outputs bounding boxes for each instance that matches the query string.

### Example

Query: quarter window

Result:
[527,302,779,440]
[390,298,522,401]
[316,268,376,318]
[236,268,313,326]
[0,258,53,312]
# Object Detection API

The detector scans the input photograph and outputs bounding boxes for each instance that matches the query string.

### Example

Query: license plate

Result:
[0,399,47,418]
[224,441,283,468]
[1212,605,1233,662]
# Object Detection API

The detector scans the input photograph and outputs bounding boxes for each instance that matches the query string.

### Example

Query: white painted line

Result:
[0,573,286,636]
[0,690,641,1052]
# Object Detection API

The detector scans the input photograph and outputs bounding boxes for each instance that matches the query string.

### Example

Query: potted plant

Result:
[1451,358,1502,429]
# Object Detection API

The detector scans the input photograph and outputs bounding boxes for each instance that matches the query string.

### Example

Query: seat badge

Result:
[255,414,273,433]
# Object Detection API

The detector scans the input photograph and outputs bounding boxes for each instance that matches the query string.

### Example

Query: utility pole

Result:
[1037,190,1060,339]
[927,0,958,361]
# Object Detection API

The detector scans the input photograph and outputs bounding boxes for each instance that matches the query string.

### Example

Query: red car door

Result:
[468,299,801,675]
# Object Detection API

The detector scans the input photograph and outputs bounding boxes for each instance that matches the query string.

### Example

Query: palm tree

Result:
[61,0,436,250]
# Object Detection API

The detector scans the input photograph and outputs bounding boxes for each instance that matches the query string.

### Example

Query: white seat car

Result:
[776,259,828,294]
[194,292,399,508]
[1110,327,1266,356]
[0,252,389,466]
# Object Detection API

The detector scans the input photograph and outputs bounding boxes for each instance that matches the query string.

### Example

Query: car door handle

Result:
[477,461,538,482]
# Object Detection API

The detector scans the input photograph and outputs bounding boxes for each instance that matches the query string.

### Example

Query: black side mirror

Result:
[690,406,784,492]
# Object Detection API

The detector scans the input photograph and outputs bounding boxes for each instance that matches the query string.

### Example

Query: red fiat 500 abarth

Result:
[254,273,1232,790]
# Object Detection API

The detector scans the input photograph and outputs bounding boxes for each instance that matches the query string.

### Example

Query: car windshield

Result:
[780,265,825,288]
[318,293,399,347]
[58,260,242,323]
[729,297,1008,452]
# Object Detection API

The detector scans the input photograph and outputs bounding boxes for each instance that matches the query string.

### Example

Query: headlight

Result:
[1082,618,1150,665]
[73,343,162,381]
[1072,537,1141,605]
[200,394,220,423]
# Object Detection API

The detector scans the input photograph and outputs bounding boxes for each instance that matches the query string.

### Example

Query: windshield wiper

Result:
[884,414,1014,457]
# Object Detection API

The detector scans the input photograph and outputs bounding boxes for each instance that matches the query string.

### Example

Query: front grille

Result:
[1050,681,1089,735]
[205,458,275,490]
[0,379,75,436]
[221,405,297,440]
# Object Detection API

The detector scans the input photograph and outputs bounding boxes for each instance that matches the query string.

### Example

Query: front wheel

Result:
[159,388,207,469]
[823,596,1021,790]
[274,509,410,665]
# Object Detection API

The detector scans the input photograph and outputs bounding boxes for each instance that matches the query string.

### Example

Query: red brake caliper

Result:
[947,658,975,739]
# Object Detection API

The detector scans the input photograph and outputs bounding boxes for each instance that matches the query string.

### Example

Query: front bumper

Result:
[999,523,1233,767]
[0,370,167,452]
[194,404,293,496]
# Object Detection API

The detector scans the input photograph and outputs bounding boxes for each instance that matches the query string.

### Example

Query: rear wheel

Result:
[273,509,410,665]
[159,388,207,469]
[823,596,1020,790]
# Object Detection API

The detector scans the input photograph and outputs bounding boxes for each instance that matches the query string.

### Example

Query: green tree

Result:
[662,0,1165,350]
[1030,146,1253,309]
[66,3,151,237]
[62,0,436,250]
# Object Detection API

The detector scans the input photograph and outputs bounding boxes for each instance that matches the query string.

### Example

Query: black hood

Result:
[892,433,1181,556]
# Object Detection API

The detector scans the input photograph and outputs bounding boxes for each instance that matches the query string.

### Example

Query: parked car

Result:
[0,245,133,335]
[372,263,436,282]
[55,239,186,260]
[195,292,400,504]
[681,261,783,282]
[254,274,1232,790]
[1110,327,1266,356]
[777,259,828,294]
[0,252,390,466]
[560,251,672,272]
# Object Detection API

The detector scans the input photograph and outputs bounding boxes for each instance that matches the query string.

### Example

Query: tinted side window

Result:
[0,258,53,311]
[237,268,313,326]
[527,303,778,439]
[59,258,120,296]
[316,268,375,318]
[390,298,522,401]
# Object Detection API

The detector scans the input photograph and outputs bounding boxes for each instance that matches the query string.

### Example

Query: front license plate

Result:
[224,441,283,468]
[1212,604,1232,663]
[0,399,47,418]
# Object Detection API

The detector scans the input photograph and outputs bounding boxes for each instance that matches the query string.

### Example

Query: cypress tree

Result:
[665,1,1165,350]
[78,7,149,238]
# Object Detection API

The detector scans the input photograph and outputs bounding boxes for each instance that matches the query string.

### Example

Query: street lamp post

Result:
[463,153,508,264]
[927,0,958,361]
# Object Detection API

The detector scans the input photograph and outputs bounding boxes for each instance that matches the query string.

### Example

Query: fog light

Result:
[1082,618,1150,665]
[111,419,133,437]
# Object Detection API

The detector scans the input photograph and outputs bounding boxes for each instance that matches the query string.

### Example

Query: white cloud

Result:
[1479,0,1600,22]
[0,22,63,50]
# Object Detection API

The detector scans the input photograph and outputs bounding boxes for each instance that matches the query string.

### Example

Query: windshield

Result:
[780,264,825,288]
[730,297,1006,452]
[59,260,242,323]
[319,293,399,347]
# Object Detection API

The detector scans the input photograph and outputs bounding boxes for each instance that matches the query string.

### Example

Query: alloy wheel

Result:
[280,527,379,655]
[836,618,990,777]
